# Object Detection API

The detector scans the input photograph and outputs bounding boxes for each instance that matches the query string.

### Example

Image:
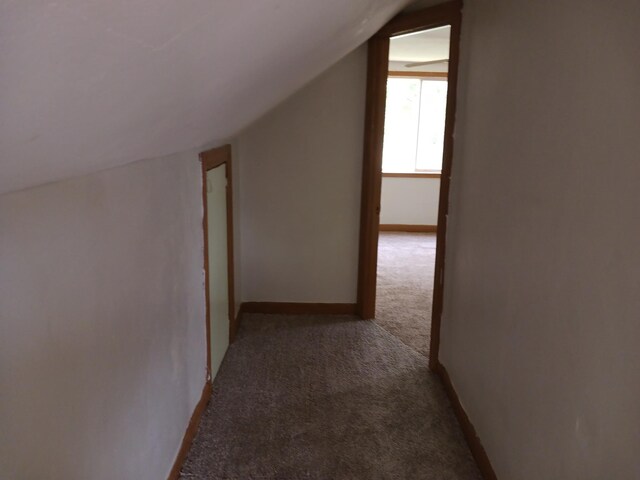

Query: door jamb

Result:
[356,1,463,370]
[200,144,237,381]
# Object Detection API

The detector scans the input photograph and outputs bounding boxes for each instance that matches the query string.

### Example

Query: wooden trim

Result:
[388,71,448,79]
[200,144,238,379]
[167,382,212,480]
[356,1,463,373]
[201,144,230,170]
[379,224,437,233]
[223,155,237,344]
[242,302,358,316]
[357,35,390,319]
[435,362,497,480]
[382,172,441,178]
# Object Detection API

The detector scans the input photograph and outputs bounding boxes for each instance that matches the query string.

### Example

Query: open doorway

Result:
[357,1,462,369]
[376,26,450,357]
[200,145,237,382]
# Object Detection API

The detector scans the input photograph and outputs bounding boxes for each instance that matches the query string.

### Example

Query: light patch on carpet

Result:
[375,232,436,357]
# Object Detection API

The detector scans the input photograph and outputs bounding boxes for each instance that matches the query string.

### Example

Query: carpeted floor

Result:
[375,232,437,357]
[180,313,480,479]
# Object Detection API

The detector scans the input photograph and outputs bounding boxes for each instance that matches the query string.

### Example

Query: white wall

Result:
[440,0,640,478]
[236,46,367,304]
[0,152,207,479]
[380,177,440,225]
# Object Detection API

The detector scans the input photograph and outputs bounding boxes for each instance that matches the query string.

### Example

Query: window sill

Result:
[382,172,441,179]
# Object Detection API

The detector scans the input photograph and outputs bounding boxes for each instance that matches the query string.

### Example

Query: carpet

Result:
[375,232,437,357]
[180,313,480,479]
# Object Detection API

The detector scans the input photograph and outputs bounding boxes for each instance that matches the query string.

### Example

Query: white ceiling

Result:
[0,0,411,194]
[389,25,451,63]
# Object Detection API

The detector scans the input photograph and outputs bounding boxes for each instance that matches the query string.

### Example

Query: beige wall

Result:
[380,177,440,225]
[441,0,640,478]
[236,46,367,303]
[0,152,207,479]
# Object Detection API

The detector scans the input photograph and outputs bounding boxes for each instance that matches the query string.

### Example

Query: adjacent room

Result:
[375,26,450,357]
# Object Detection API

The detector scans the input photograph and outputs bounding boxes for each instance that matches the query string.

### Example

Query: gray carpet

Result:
[180,314,480,479]
[375,232,437,357]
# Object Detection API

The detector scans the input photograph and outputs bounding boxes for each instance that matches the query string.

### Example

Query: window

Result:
[382,77,448,173]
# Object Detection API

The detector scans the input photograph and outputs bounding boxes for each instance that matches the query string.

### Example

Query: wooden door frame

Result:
[200,144,237,382]
[356,1,463,370]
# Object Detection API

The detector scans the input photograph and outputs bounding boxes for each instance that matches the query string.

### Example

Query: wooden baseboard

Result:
[379,224,437,232]
[241,302,358,316]
[435,362,497,480]
[167,382,212,480]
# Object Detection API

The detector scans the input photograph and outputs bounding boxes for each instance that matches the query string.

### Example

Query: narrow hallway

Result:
[180,314,480,479]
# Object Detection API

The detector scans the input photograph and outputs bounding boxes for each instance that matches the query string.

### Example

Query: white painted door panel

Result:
[206,165,229,380]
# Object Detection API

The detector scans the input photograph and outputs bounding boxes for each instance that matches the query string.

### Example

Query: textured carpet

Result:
[375,232,437,357]
[180,314,480,479]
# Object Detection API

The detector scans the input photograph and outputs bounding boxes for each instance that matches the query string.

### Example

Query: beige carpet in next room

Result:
[375,232,436,357]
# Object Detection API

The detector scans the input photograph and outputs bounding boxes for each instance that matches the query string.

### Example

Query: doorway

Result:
[200,145,236,382]
[356,1,462,369]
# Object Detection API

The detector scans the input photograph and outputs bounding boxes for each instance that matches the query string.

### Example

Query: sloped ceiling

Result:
[0,0,411,194]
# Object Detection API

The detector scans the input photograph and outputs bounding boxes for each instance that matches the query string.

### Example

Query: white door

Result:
[206,164,229,380]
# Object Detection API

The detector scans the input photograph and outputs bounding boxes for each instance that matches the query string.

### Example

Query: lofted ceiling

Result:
[0,0,412,194]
